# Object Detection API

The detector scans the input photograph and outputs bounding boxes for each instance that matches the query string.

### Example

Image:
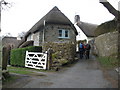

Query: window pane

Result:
[59,30,62,37]
[65,30,68,37]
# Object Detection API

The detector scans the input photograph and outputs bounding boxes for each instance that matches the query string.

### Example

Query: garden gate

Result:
[25,51,47,70]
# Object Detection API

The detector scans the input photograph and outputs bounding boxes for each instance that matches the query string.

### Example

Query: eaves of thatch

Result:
[77,22,98,37]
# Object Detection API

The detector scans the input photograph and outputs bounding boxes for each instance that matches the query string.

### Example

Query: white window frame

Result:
[58,29,69,39]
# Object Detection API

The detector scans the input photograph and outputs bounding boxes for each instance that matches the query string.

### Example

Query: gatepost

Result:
[47,48,53,70]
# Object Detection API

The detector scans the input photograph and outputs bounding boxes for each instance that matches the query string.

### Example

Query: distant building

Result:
[74,15,98,42]
[2,36,21,65]
[2,37,20,49]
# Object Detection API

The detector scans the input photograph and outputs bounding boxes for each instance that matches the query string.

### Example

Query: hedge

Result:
[10,46,42,67]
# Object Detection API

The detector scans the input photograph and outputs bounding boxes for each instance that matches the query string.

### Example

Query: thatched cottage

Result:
[2,37,21,65]
[2,37,20,49]
[18,6,78,62]
[74,15,98,41]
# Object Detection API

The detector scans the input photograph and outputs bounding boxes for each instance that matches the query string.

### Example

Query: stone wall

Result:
[38,24,76,46]
[44,24,76,43]
[27,24,76,47]
[43,42,76,67]
[93,31,118,57]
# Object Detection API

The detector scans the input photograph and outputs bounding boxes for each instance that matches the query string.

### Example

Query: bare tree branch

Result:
[0,0,12,11]
[100,1,119,19]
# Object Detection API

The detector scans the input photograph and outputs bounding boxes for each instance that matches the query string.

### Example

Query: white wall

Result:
[74,24,88,52]
[74,24,88,41]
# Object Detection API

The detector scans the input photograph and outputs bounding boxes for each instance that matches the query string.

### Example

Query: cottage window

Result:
[59,30,62,37]
[58,29,69,38]
[65,30,68,37]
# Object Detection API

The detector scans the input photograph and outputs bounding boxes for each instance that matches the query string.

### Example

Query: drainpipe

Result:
[42,20,46,45]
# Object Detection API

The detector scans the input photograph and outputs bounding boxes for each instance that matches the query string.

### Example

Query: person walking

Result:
[85,43,91,59]
[79,42,84,59]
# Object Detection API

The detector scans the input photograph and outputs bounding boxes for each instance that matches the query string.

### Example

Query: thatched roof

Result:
[2,37,20,48]
[77,22,98,37]
[25,6,78,37]
[19,40,34,48]
[18,6,78,48]
[94,19,117,36]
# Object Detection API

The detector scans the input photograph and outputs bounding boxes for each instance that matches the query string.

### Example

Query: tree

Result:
[99,0,119,19]
[17,31,26,40]
[0,0,13,80]
[18,31,26,37]
[0,0,12,33]
[2,33,12,38]
[0,0,12,10]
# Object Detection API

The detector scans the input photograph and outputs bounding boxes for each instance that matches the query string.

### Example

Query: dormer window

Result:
[58,29,69,38]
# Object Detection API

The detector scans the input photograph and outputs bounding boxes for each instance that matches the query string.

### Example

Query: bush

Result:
[10,46,42,67]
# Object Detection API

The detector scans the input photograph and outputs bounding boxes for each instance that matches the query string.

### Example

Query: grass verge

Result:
[8,66,35,75]
[7,66,55,75]
[97,56,119,69]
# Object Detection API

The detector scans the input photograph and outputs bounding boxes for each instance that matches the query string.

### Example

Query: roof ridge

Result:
[52,6,60,11]
[81,21,98,26]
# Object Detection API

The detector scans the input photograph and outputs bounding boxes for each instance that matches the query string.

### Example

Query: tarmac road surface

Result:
[22,56,113,88]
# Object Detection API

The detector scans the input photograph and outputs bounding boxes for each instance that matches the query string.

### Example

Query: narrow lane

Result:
[23,56,112,88]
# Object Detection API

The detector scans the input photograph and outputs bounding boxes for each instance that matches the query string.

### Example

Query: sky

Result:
[1,0,119,37]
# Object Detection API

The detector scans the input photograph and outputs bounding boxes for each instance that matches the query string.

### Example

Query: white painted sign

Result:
[25,51,47,70]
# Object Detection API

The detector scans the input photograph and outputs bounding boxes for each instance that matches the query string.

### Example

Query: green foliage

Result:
[98,56,119,69]
[95,20,117,36]
[9,69,32,75]
[10,46,42,67]
[8,66,54,73]
[52,52,58,60]
[8,66,33,74]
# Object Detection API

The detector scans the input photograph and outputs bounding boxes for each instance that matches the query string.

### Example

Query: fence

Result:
[25,51,47,70]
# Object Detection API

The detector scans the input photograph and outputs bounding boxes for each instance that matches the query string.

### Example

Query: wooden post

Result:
[118,14,120,60]
[2,45,11,70]
[2,46,8,70]
[117,6,120,89]
[47,48,52,70]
